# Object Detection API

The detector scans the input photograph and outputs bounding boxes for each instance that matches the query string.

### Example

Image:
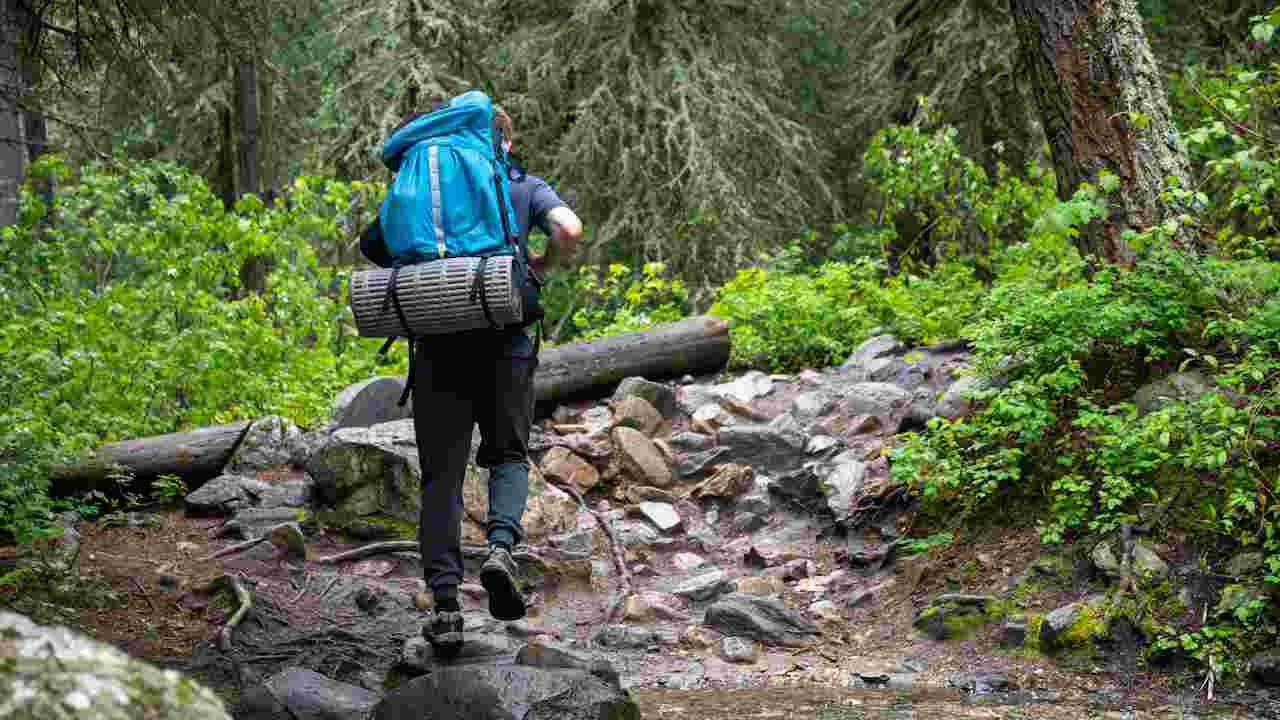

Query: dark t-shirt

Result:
[507,171,566,249]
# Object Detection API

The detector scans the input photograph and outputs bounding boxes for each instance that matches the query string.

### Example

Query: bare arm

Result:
[542,205,583,270]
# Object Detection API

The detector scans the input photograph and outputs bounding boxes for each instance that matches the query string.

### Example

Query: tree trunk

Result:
[532,315,732,405]
[217,103,236,209]
[0,0,25,227]
[1009,0,1200,264]
[235,58,273,296]
[49,420,254,496]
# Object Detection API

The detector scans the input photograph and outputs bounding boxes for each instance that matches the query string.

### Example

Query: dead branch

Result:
[218,574,253,653]
[542,474,634,622]
[313,541,418,565]
[201,536,267,562]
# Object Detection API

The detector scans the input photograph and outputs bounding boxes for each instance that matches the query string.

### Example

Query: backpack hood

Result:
[382,90,498,172]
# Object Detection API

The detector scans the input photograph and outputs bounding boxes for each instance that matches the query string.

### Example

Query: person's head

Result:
[493,105,514,153]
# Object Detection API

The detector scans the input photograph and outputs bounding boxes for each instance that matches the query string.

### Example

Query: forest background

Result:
[2,0,1280,675]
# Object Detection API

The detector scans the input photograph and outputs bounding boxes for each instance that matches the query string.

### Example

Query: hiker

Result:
[408,103,583,657]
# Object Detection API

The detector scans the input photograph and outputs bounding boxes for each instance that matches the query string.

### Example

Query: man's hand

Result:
[529,253,547,278]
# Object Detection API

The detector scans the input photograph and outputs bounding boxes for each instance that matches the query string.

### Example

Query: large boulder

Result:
[819,455,867,525]
[703,593,819,647]
[612,426,673,488]
[372,666,641,720]
[333,376,413,429]
[238,667,379,720]
[612,377,679,419]
[1133,371,1223,416]
[841,335,906,379]
[718,416,807,477]
[0,610,231,720]
[226,415,304,475]
[304,419,426,522]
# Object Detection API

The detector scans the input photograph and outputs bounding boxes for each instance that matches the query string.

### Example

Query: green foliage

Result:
[0,157,394,542]
[564,262,690,341]
[711,258,983,372]
[899,531,954,557]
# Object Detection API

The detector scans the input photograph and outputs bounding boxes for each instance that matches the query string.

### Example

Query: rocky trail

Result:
[7,335,1280,718]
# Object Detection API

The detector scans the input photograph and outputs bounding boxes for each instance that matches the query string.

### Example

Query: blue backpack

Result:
[379,90,519,264]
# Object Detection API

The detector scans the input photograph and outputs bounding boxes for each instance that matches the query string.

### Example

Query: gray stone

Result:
[637,501,682,533]
[371,666,641,720]
[186,474,252,512]
[515,642,620,689]
[718,424,806,477]
[613,377,679,418]
[704,594,819,647]
[613,426,673,488]
[843,382,912,418]
[714,371,775,403]
[841,335,905,378]
[1000,621,1028,649]
[672,570,736,602]
[304,419,426,521]
[732,512,767,533]
[1250,653,1280,686]
[1133,371,1219,416]
[0,610,231,720]
[675,447,732,479]
[401,633,523,672]
[671,553,707,573]
[333,376,413,429]
[253,478,314,508]
[240,667,379,720]
[1133,543,1169,580]
[791,391,836,419]
[668,432,716,452]
[614,521,663,547]
[937,375,987,419]
[227,415,303,474]
[947,671,1013,695]
[1039,603,1087,653]
[612,395,665,436]
[735,493,772,516]
[719,636,759,663]
[548,529,595,557]
[820,460,867,524]
[806,435,840,456]
[912,594,997,641]
[592,624,679,649]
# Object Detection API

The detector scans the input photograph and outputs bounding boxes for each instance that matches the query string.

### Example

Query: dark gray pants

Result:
[412,328,536,601]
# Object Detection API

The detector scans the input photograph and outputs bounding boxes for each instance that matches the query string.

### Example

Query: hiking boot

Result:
[480,545,526,621]
[423,608,464,659]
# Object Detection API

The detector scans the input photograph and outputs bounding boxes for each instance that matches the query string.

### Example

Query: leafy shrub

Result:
[565,262,690,341]
[0,157,394,542]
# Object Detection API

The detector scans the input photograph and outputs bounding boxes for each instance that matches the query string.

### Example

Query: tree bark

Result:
[217,103,236,209]
[0,0,25,227]
[49,421,253,495]
[531,315,732,405]
[235,59,259,200]
[1009,0,1200,264]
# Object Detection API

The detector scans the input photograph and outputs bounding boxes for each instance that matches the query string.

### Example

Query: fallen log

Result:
[532,315,731,405]
[49,420,252,496]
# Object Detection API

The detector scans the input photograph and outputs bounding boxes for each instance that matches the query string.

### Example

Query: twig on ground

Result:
[313,541,418,564]
[219,574,253,653]
[201,536,267,562]
[289,575,310,605]
[129,577,157,612]
[542,475,634,622]
[318,575,341,600]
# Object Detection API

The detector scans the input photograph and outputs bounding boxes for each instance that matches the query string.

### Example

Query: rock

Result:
[220,507,307,540]
[35,512,82,572]
[1250,654,1280,686]
[719,637,759,664]
[704,593,819,647]
[771,559,813,582]
[675,447,732,479]
[269,522,307,564]
[1225,551,1266,579]
[689,463,755,499]
[732,512,767,533]
[671,570,736,602]
[227,415,303,474]
[937,375,986,419]
[947,671,1013,695]
[249,477,314,509]
[843,382,912,420]
[1133,543,1170,580]
[0,610,230,719]
[717,424,805,477]
[842,335,905,379]
[592,624,679,649]
[1040,601,1105,653]
[1135,371,1223,416]
[371,666,641,720]
[239,667,379,720]
[401,633,523,672]
[735,492,772,516]
[612,426,673,488]
[636,591,689,622]
[515,642,620,689]
[185,474,252,512]
[999,621,1028,649]
[819,458,867,524]
[623,593,654,622]
[304,419,425,521]
[548,529,595,557]
[669,432,716,452]
[809,600,844,623]
[521,468,582,543]
[671,553,707,573]
[912,594,997,641]
[540,446,600,494]
[715,371,775,403]
[613,377,678,419]
[333,376,413,429]
[612,396,665,436]
[791,392,836,419]
[734,575,785,595]
[806,435,840,456]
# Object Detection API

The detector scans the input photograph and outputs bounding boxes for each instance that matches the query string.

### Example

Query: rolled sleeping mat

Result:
[350,255,524,337]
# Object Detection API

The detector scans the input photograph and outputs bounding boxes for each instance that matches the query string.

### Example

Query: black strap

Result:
[379,266,417,406]
[493,160,517,250]
[468,255,499,329]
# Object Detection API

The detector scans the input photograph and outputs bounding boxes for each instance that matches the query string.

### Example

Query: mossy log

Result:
[49,420,253,495]
[532,315,731,405]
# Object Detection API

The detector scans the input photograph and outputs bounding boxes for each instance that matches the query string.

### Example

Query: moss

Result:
[1058,603,1108,650]
[1023,613,1044,653]
[316,510,418,541]
[942,611,986,640]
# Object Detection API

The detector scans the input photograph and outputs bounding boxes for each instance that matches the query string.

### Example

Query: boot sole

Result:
[480,564,527,621]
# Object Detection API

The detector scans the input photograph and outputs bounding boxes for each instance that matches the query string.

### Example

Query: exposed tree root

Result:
[218,574,253,652]
[542,475,634,622]
[313,541,418,565]
[201,536,267,562]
